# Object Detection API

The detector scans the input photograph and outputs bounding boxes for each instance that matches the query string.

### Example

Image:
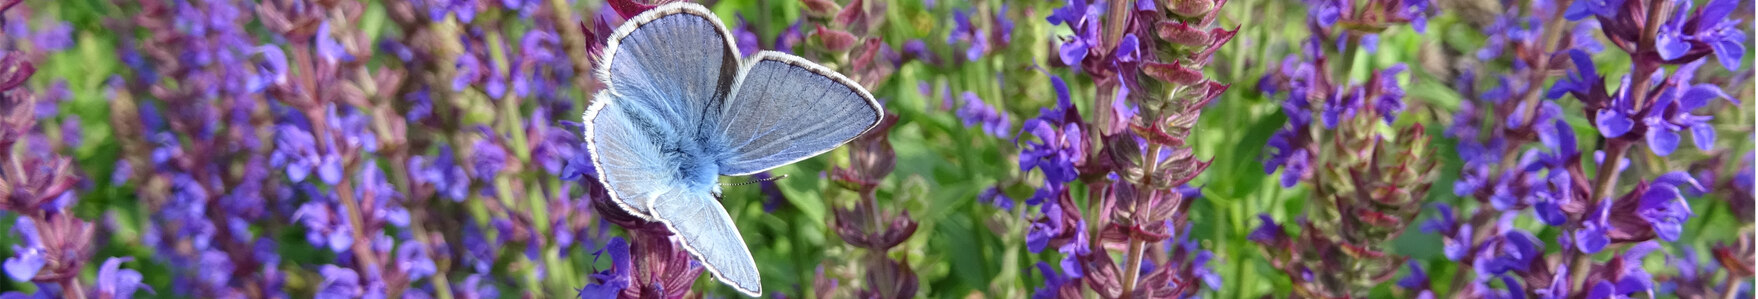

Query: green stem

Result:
[1571,141,1630,287]
[1120,142,1166,298]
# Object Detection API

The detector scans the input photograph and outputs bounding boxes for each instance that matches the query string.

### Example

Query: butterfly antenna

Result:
[725,174,788,187]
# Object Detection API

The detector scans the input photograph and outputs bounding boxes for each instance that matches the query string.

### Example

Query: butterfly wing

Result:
[649,190,763,296]
[585,3,740,218]
[714,51,884,176]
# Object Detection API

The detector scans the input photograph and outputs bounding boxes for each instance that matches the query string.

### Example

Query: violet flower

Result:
[956,91,1012,138]
[1655,0,1745,70]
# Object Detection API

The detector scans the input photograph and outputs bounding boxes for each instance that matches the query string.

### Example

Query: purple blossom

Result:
[1306,0,1342,28]
[30,21,71,51]
[271,123,342,184]
[977,187,1015,211]
[1637,172,1702,241]
[246,46,288,92]
[1320,86,1363,128]
[902,39,936,64]
[1396,261,1427,290]
[1656,0,1745,70]
[1529,120,1579,225]
[454,50,484,92]
[1563,0,1626,20]
[947,9,989,61]
[396,242,437,281]
[427,0,479,23]
[1588,241,1661,297]
[94,257,151,299]
[294,193,354,253]
[956,91,1012,138]
[455,274,498,299]
[580,237,631,297]
[513,29,559,98]
[1018,76,1085,186]
[4,218,44,281]
[1247,214,1282,243]
[316,265,362,299]
[774,21,804,54]
[1474,229,1542,276]
[1018,120,1084,186]
[1263,127,1310,187]
[411,145,471,201]
[1046,0,1100,67]
[1641,62,1732,156]
[471,138,508,180]
[1031,262,1075,299]
[1547,50,1606,102]
[1576,199,1613,254]
[1373,64,1408,123]
[325,106,375,151]
[316,22,353,64]
[405,88,434,123]
[32,81,67,120]
[498,0,537,17]
[733,15,762,57]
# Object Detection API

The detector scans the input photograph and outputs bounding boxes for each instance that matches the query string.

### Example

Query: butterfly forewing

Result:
[714,52,884,176]
[585,3,740,218]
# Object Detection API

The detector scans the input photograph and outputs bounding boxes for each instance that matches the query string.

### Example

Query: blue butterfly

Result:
[582,3,883,296]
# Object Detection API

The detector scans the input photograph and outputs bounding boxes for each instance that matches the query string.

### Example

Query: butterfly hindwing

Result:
[714,51,884,176]
[582,98,670,218]
[586,3,740,218]
[650,190,763,296]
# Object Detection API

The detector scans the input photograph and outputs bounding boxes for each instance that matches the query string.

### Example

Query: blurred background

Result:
[0,0,1750,297]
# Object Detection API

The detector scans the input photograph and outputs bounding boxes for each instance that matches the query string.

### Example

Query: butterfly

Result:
[582,2,883,297]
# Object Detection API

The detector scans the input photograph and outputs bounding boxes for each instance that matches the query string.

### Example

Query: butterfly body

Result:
[583,3,882,297]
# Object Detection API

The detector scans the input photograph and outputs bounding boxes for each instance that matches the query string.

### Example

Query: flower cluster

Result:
[1017,0,1236,296]
[1399,0,1750,297]
[95,0,615,296]
[1251,0,1437,295]
[0,1,149,298]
